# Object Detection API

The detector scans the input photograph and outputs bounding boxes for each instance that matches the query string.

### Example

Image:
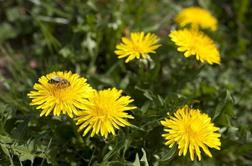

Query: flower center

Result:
[96,105,107,114]
[185,121,201,138]
[132,43,143,52]
[93,97,116,120]
[50,87,72,103]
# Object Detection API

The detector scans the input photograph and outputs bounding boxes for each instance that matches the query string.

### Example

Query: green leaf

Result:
[133,153,141,166]
[159,146,177,161]
[132,148,149,166]
[1,144,14,166]
[0,135,13,144]
[213,91,235,127]
[140,148,149,166]
[0,23,17,42]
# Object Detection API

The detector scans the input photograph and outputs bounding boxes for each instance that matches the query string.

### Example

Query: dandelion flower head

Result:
[175,6,218,31]
[75,88,136,138]
[28,71,94,118]
[161,105,221,161]
[115,32,161,63]
[169,29,221,64]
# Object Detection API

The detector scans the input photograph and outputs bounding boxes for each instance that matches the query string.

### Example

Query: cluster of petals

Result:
[175,6,218,31]
[169,29,221,64]
[170,6,221,65]
[114,32,161,63]
[161,105,221,161]
[27,5,223,162]
[28,71,136,138]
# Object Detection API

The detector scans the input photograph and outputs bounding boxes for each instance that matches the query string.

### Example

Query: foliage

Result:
[0,0,252,165]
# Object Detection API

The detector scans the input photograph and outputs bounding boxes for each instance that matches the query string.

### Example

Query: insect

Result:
[48,76,70,88]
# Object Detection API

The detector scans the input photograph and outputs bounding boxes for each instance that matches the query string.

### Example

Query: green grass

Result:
[0,0,252,165]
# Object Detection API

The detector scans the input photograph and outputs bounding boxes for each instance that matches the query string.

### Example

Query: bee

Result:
[48,76,70,88]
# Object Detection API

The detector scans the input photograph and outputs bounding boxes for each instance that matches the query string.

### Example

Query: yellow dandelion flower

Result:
[169,29,221,64]
[114,32,161,63]
[175,6,218,31]
[75,88,136,138]
[28,71,94,118]
[160,105,221,161]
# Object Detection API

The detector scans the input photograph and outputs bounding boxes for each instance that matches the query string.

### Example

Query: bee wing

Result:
[51,76,62,82]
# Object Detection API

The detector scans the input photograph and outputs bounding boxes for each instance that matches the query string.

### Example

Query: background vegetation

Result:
[0,0,252,165]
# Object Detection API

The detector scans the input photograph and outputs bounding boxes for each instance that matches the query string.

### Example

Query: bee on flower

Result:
[28,71,94,118]
[160,105,221,161]
[47,76,70,88]
[115,32,161,63]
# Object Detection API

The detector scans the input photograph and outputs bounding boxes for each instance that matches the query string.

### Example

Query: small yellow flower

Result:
[114,32,161,63]
[28,71,94,118]
[169,29,221,64]
[175,6,218,31]
[75,88,136,138]
[161,105,221,161]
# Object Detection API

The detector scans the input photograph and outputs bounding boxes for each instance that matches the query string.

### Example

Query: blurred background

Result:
[0,0,252,165]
